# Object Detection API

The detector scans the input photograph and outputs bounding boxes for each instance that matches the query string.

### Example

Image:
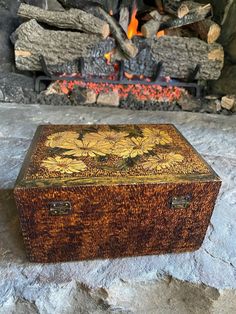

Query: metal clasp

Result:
[170,195,192,209]
[49,201,71,216]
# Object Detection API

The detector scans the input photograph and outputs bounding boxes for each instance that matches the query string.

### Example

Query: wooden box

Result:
[14,124,221,263]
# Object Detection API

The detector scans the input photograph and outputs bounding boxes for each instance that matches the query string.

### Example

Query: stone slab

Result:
[0,103,236,313]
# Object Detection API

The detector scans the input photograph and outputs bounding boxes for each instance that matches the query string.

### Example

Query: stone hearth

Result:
[0,103,236,313]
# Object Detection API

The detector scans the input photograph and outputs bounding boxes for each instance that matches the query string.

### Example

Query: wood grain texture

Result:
[92,6,138,58]
[14,124,222,263]
[14,181,221,263]
[18,4,110,38]
[177,2,212,19]
[150,36,224,80]
[14,20,112,72]
[190,19,221,44]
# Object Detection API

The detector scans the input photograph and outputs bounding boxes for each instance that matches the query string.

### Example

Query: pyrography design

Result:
[41,126,184,174]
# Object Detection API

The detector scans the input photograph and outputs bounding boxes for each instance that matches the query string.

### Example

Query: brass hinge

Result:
[49,201,71,216]
[170,195,192,209]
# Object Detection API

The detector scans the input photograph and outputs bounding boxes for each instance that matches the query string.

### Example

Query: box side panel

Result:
[14,125,44,187]
[14,180,221,263]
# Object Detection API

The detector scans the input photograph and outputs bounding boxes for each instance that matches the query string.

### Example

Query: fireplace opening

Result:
[1,0,235,114]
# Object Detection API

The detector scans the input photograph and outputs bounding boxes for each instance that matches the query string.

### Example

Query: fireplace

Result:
[0,0,235,114]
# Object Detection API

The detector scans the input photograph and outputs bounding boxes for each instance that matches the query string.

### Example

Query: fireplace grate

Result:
[35,55,203,98]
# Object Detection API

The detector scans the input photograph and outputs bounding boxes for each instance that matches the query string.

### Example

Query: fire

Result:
[124,72,145,80]
[127,5,139,40]
[124,72,134,79]
[157,30,165,38]
[104,52,112,63]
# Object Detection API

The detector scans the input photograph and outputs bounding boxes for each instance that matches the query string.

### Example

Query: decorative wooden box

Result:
[14,124,221,263]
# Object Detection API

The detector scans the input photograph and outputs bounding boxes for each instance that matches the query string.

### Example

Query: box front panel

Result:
[15,180,221,263]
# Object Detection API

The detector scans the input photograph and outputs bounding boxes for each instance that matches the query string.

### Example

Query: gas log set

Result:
[12,0,225,109]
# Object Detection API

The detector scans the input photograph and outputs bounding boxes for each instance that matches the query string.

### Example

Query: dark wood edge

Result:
[14,125,44,188]
[28,123,176,129]
[15,173,221,189]
[27,244,202,263]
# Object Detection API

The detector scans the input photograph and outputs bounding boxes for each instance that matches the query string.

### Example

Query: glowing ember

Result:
[124,72,145,80]
[114,63,119,71]
[127,5,139,39]
[157,30,165,38]
[124,72,134,80]
[165,76,171,83]
[56,79,183,103]
[60,84,69,95]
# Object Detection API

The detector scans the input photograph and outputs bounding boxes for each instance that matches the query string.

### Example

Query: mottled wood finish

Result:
[14,124,221,263]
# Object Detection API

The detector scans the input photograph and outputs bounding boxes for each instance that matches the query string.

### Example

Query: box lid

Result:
[15,124,220,188]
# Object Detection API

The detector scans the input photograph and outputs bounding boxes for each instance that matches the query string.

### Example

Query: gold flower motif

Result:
[142,128,172,145]
[63,139,112,157]
[42,156,87,173]
[84,130,129,145]
[112,137,155,158]
[46,131,78,148]
[142,153,184,171]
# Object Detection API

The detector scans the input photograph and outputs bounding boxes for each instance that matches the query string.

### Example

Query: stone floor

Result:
[0,103,236,314]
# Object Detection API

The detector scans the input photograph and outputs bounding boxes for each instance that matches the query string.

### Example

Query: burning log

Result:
[83,57,115,76]
[164,27,194,37]
[150,36,224,80]
[119,6,129,34]
[162,0,182,15]
[154,0,164,14]
[160,3,212,30]
[13,19,115,72]
[177,2,212,19]
[93,6,138,58]
[116,36,223,80]
[119,0,134,33]
[17,3,110,39]
[141,10,162,38]
[190,19,221,44]
[57,0,120,15]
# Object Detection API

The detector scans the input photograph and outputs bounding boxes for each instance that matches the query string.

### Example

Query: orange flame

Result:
[127,5,139,39]
[104,52,111,63]
[157,30,165,38]
[124,73,145,80]
[124,72,134,79]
